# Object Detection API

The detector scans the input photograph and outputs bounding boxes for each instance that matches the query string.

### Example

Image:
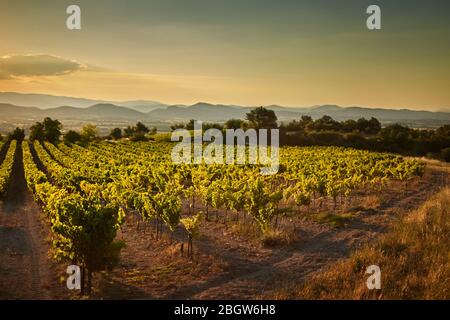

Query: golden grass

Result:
[361,195,381,209]
[274,187,450,300]
[229,221,260,240]
[407,157,450,173]
[261,228,299,247]
[229,221,299,247]
[310,212,354,228]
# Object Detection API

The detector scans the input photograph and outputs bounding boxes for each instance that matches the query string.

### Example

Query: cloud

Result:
[0,54,85,79]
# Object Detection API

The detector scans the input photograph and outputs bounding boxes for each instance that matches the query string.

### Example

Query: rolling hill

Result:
[0,92,167,112]
[1,93,450,128]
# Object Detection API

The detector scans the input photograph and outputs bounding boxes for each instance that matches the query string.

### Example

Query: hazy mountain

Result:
[0,92,105,109]
[147,103,450,125]
[0,92,166,111]
[45,104,144,121]
[1,92,450,128]
[301,105,450,122]
[117,100,168,113]
[148,102,246,121]
[0,102,144,123]
[0,103,44,119]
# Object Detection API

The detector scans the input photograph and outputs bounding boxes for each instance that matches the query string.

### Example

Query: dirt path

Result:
[0,142,59,299]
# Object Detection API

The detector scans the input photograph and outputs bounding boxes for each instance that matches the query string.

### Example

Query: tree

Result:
[81,124,98,142]
[342,119,358,133]
[30,118,62,143]
[312,115,341,132]
[64,130,82,144]
[185,120,195,131]
[9,127,25,142]
[246,107,278,129]
[300,115,314,131]
[29,122,45,141]
[436,125,450,137]
[170,123,185,131]
[301,115,313,122]
[225,119,245,130]
[280,120,302,132]
[43,117,62,143]
[366,117,381,135]
[356,118,370,133]
[0,133,3,142]
[135,122,149,134]
[109,128,122,140]
[123,122,151,139]
[124,126,135,138]
[440,147,450,162]
[380,124,411,142]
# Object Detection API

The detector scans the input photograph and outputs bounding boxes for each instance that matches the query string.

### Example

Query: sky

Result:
[0,0,449,110]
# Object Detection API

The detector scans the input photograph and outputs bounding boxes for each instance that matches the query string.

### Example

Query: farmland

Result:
[0,139,448,299]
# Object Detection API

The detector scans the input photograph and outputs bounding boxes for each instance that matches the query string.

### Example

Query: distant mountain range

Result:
[0,92,166,112]
[0,92,449,128]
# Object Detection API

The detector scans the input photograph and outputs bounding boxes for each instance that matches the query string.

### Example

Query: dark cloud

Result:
[0,54,85,79]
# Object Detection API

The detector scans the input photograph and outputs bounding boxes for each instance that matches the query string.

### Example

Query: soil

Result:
[0,142,66,299]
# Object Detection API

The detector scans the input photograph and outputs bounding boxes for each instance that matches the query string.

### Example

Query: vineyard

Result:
[1,139,444,298]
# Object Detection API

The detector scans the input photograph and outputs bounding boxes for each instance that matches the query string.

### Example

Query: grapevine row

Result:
[0,140,17,196]
[23,142,124,294]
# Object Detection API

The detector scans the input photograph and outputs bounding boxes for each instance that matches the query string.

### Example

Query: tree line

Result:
[1,107,449,161]
[0,118,158,145]
[279,115,450,162]
[169,107,450,162]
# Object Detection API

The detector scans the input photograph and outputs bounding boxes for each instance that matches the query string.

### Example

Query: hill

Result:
[0,92,167,112]
[0,93,449,128]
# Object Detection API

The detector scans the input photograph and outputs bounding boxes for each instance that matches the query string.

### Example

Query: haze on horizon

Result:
[0,0,449,111]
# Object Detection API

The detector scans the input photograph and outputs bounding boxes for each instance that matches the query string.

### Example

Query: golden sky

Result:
[0,0,449,110]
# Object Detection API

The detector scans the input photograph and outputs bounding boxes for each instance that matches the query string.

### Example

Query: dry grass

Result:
[274,187,450,300]
[361,195,381,209]
[229,221,261,240]
[261,228,299,247]
[228,220,299,247]
[310,212,354,228]
[408,157,450,173]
